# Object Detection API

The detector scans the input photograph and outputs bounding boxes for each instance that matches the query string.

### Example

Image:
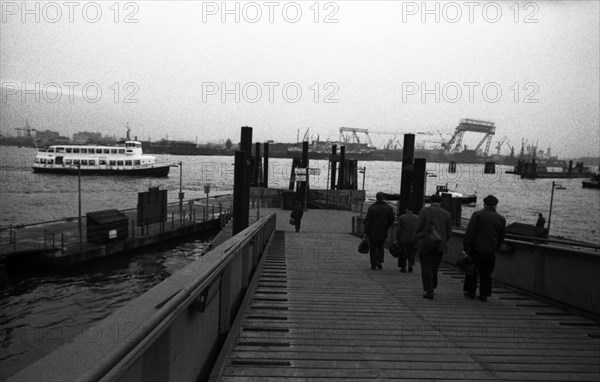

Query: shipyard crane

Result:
[495,136,508,155]
[444,118,496,156]
[338,127,373,146]
[15,120,36,138]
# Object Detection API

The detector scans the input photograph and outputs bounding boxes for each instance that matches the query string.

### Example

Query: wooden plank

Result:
[214,217,600,381]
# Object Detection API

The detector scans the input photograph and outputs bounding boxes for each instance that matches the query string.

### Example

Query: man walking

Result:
[415,194,452,299]
[463,195,506,302]
[396,203,418,273]
[365,192,395,270]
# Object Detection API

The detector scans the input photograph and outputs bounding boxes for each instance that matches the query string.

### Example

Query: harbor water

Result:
[1,145,599,379]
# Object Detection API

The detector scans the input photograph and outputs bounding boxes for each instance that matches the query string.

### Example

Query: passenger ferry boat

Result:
[32,141,172,177]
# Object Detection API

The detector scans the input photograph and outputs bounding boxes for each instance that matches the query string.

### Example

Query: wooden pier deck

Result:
[212,209,600,381]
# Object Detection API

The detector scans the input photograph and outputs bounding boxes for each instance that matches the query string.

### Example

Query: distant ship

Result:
[32,141,172,177]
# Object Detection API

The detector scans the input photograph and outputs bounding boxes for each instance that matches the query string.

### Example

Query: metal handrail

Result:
[73,213,276,382]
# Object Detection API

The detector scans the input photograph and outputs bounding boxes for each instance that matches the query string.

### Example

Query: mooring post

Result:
[233,151,249,235]
[413,158,427,214]
[340,145,347,189]
[263,142,269,188]
[399,134,415,215]
[330,144,337,191]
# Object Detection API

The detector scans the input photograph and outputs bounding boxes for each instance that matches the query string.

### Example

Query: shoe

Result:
[477,296,487,302]
[464,292,476,299]
[408,266,413,272]
[376,264,382,270]
[400,268,407,273]
[423,292,434,300]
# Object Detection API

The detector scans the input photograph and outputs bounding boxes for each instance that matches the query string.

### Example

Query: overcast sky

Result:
[1,1,599,158]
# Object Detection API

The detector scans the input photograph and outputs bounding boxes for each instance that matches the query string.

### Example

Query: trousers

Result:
[369,238,385,268]
[463,251,496,297]
[419,250,443,293]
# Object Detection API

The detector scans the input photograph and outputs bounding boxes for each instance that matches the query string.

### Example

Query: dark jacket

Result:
[396,212,418,243]
[365,201,395,241]
[415,204,453,252]
[291,206,304,220]
[463,205,506,254]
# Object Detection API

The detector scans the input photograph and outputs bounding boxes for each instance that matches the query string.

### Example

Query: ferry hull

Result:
[32,165,170,177]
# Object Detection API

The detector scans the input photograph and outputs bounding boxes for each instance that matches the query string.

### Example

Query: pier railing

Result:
[354,216,600,317]
[0,197,233,260]
[7,213,277,382]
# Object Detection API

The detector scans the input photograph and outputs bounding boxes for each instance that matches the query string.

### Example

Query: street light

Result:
[547,181,565,238]
[359,166,366,218]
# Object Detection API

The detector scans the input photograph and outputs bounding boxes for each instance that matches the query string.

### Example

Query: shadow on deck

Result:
[211,209,600,381]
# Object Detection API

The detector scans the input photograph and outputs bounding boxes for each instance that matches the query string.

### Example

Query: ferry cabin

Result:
[35,142,156,166]
[33,141,170,176]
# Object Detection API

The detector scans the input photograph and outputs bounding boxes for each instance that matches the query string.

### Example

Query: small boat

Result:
[425,184,477,205]
[32,141,172,177]
[582,172,600,189]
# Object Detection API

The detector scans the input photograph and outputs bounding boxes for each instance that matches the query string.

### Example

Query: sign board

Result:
[137,187,168,226]
[308,168,321,176]
[295,175,307,182]
[204,185,211,194]
[109,229,117,239]
[294,168,307,175]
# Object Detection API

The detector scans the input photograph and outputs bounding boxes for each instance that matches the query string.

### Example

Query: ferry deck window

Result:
[109,160,116,166]
[66,148,72,153]
[99,160,107,165]
[125,160,132,166]
[134,160,141,165]
[118,149,125,154]
[34,158,40,163]
[117,160,124,166]
[111,149,118,154]
[65,159,72,165]
[81,160,88,165]
[73,160,80,165]
[73,148,80,153]
[56,147,65,153]
[47,159,54,164]
[40,158,46,164]
[81,148,88,154]
[104,149,110,154]
[95,148,102,154]
[89,160,96,165]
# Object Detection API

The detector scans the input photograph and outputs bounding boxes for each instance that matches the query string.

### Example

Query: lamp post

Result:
[359,166,366,218]
[178,161,183,225]
[547,181,564,238]
[78,163,82,251]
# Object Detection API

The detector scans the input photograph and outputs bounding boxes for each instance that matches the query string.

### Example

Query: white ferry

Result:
[32,141,172,177]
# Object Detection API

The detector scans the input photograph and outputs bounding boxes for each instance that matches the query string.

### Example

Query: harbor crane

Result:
[339,127,373,146]
[444,118,496,156]
[15,120,36,138]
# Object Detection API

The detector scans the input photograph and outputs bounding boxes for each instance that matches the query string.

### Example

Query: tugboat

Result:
[582,170,600,189]
[425,184,477,205]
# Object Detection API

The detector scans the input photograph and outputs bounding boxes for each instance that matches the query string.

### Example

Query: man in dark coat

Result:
[290,201,304,233]
[395,203,418,273]
[415,194,453,300]
[463,195,506,302]
[364,192,396,270]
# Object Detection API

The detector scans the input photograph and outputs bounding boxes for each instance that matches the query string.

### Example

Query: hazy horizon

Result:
[1,1,599,158]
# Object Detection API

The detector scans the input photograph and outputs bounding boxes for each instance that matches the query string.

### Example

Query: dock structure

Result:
[7,208,600,382]
[210,209,600,381]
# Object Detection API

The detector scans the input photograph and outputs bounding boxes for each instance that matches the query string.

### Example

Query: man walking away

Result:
[365,192,396,270]
[536,213,545,228]
[396,203,418,273]
[290,201,304,233]
[463,195,506,302]
[415,194,452,299]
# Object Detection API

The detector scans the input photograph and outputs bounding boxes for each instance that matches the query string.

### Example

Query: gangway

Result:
[444,118,496,156]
